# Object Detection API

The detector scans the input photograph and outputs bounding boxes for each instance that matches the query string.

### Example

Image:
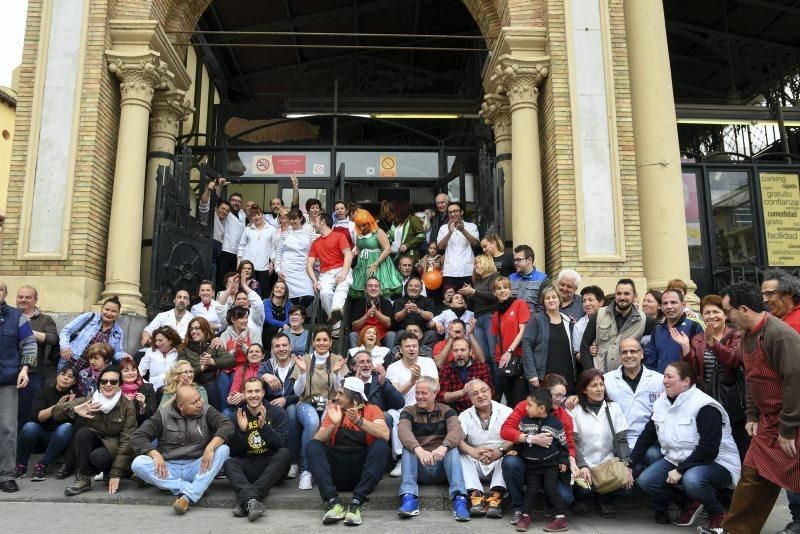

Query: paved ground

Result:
[1,473,793,533]
[0,501,793,533]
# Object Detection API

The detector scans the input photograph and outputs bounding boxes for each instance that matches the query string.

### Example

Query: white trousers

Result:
[319,267,352,327]
[387,408,402,458]
[459,454,506,492]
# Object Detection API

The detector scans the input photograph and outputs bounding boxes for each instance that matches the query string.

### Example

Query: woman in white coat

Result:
[631,361,740,530]
[274,208,317,309]
[137,326,180,390]
[569,369,634,518]
[237,203,278,296]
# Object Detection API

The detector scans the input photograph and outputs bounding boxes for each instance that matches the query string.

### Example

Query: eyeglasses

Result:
[722,306,736,315]
[468,387,491,398]
[619,349,643,356]
[99,379,119,386]
[513,258,530,263]
[189,326,202,331]
[551,392,566,399]
[761,290,778,298]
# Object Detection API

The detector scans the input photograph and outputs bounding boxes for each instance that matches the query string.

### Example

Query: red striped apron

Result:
[742,317,800,492]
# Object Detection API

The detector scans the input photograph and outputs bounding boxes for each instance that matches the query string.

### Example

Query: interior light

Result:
[284,112,371,119]
[372,113,461,119]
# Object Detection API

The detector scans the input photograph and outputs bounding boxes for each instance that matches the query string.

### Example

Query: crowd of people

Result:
[0,184,799,534]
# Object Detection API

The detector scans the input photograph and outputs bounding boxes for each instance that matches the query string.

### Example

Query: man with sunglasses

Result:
[457,379,513,518]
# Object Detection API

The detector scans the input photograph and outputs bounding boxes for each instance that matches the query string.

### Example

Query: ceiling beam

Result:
[214,0,428,42]
[665,20,800,55]
[730,0,800,16]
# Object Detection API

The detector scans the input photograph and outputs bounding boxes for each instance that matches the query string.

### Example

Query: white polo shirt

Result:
[437,222,479,277]
[385,356,439,406]
[144,309,195,339]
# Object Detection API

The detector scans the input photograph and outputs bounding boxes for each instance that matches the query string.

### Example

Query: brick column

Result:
[496,57,549,265]
[480,93,513,241]
[100,53,169,315]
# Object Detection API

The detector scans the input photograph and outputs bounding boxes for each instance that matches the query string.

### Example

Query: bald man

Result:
[131,385,234,515]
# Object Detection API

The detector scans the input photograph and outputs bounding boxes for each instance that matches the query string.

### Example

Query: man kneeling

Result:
[131,385,234,514]
[306,377,390,526]
[397,375,470,521]
[224,377,291,522]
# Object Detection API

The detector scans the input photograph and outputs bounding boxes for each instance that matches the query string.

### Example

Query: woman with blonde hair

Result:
[480,233,514,276]
[349,208,402,298]
[458,254,500,381]
[157,360,209,407]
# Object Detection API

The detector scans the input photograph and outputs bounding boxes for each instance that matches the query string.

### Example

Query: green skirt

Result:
[350,248,403,298]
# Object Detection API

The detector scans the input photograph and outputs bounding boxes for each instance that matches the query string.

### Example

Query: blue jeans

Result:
[398,447,467,500]
[131,445,230,504]
[284,402,300,464]
[296,402,321,471]
[16,422,73,467]
[637,458,732,516]
[473,312,498,382]
[502,453,574,512]
[788,491,800,522]
[17,373,45,431]
[633,444,663,478]
[217,371,234,411]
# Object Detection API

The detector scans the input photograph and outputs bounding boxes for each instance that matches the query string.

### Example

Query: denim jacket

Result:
[58,313,126,362]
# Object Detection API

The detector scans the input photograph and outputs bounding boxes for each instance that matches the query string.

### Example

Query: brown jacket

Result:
[52,395,138,478]
[398,402,464,452]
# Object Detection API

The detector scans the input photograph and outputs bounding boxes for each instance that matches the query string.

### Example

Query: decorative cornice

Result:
[150,90,194,136]
[480,93,511,141]
[493,56,549,110]
[107,52,170,107]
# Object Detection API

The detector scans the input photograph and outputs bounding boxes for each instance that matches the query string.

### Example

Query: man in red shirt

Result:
[304,377,390,526]
[307,213,353,335]
[762,269,800,333]
[433,319,485,368]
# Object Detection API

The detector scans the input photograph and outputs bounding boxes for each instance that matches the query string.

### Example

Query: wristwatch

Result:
[499,446,507,456]
[355,417,364,428]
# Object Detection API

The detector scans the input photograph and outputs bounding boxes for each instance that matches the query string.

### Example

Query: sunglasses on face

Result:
[99,379,119,386]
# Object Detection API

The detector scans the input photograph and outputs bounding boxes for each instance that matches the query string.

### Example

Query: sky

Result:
[0,0,28,88]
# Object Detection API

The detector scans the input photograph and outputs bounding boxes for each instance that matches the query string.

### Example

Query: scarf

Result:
[121,381,140,400]
[225,327,252,369]
[92,389,122,414]
[186,340,210,354]
[586,399,604,415]
[497,297,517,315]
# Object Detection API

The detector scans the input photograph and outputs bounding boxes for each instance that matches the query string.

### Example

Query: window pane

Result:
[682,171,703,268]
[709,171,756,267]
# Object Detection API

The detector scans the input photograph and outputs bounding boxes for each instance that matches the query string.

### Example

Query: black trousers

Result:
[498,374,528,407]
[66,427,113,478]
[254,269,272,298]
[306,439,389,503]
[443,276,472,292]
[524,463,563,516]
[223,448,291,506]
[216,251,238,290]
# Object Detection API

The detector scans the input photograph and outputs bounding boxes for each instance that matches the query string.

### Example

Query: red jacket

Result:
[684,327,742,382]
[783,305,800,334]
[500,400,576,458]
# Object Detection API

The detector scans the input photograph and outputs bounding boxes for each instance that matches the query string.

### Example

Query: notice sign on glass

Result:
[251,154,306,175]
[759,173,800,266]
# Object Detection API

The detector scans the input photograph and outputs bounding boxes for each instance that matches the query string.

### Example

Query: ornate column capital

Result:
[493,56,549,111]
[480,93,512,143]
[150,90,194,138]
[106,51,170,109]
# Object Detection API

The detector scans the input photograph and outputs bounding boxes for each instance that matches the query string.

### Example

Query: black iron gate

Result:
[148,149,217,315]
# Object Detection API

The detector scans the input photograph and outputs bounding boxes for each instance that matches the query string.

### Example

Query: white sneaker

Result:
[390,459,402,478]
[287,464,299,479]
[298,470,313,490]
[93,472,104,481]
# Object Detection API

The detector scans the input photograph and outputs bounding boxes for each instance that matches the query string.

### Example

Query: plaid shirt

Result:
[436,360,494,412]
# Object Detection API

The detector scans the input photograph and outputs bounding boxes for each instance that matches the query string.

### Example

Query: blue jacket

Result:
[364,371,405,412]
[259,357,299,407]
[58,312,126,364]
[644,313,704,373]
[263,300,292,329]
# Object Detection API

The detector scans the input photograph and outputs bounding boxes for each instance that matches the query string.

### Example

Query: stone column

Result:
[480,93,513,242]
[140,90,193,297]
[496,57,549,266]
[100,53,169,315]
[625,0,696,298]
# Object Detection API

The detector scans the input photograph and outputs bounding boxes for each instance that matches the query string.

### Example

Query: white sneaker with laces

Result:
[287,464,299,479]
[389,459,402,478]
[298,470,313,490]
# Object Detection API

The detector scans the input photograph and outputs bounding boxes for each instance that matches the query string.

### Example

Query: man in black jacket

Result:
[224,377,290,522]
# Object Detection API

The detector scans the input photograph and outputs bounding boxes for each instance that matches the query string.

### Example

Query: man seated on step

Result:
[130,385,234,515]
[141,289,194,346]
[223,377,290,523]
[396,375,470,522]
[305,376,390,527]
[306,212,353,336]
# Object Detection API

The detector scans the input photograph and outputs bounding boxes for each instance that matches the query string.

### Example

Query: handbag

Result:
[589,405,629,495]
[496,319,522,378]
[709,333,747,423]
